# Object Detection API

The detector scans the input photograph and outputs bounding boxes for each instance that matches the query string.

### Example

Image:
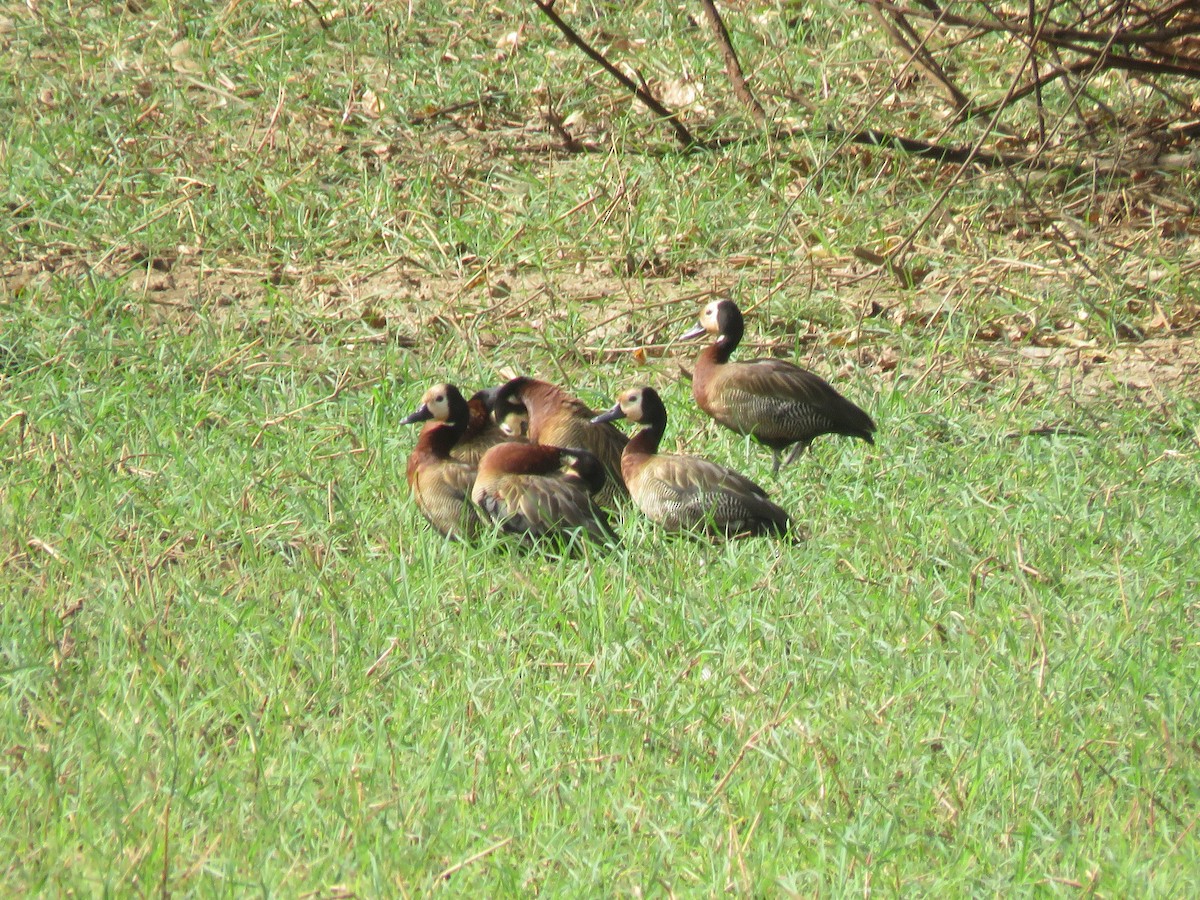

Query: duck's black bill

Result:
[400,404,434,425]
[590,404,626,425]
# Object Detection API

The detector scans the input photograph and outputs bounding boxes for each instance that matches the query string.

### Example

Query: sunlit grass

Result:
[3,281,1198,893]
[3,0,1199,894]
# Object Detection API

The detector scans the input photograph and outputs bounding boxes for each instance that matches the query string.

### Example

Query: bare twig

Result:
[409,93,503,125]
[959,56,1100,124]
[365,638,401,678]
[1083,745,1186,830]
[255,86,287,155]
[845,128,1034,168]
[870,0,1200,50]
[883,3,1065,267]
[529,0,703,149]
[300,0,330,31]
[697,0,768,126]
[0,410,28,438]
[861,0,1200,128]
[707,682,792,804]
[1028,0,1046,144]
[434,837,514,883]
[251,370,374,448]
[864,1,973,112]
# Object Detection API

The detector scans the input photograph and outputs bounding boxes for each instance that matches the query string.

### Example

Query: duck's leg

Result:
[771,449,783,476]
[781,441,810,468]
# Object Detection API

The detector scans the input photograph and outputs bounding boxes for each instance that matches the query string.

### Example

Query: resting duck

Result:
[400,383,484,539]
[484,376,628,504]
[472,442,617,547]
[593,386,791,537]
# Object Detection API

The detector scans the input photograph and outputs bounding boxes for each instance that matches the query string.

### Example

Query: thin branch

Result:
[844,128,1035,168]
[1053,46,1200,80]
[1028,0,1046,145]
[530,0,703,150]
[1083,746,1187,830]
[707,683,792,805]
[883,4,1060,267]
[251,370,371,448]
[958,56,1100,124]
[864,1,974,112]
[871,0,1200,49]
[697,0,768,126]
[435,837,514,883]
[299,0,330,31]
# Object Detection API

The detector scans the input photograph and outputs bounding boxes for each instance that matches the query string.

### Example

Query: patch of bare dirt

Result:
[988,337,1200,413]
[5,251,1199,411]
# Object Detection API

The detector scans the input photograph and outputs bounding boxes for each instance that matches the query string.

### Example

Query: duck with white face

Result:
[592,385,791,538]
[682,298,876,474]
[442,388,529,466]
[479,376,629,506]
[400,383,484,539]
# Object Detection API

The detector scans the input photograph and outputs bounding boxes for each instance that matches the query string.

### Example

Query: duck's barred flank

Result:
[401,299,871,544]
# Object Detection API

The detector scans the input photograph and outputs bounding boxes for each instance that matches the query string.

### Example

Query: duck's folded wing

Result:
[717,360,875,440]
[415,461,480,537]
[647,454,773,500]
[642,456,788,534]
[517,478,615,541]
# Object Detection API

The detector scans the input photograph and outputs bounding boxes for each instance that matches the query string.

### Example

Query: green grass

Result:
[4,0,1200,894]
[3,283,1197,894]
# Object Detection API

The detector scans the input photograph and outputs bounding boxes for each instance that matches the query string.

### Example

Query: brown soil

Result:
[4,248,1198,420]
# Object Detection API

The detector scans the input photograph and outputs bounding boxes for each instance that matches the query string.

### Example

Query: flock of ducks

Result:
[400,300,876,547]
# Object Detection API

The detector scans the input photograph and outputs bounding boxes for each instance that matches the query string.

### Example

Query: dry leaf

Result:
[495,28,522,59]
[360,88,383,118]
[361,309,387,329]
[658,77,705,113]
[170,41,202,75]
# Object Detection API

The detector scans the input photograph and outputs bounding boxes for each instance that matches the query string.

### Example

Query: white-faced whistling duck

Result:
[592,386,791,537]
[472,442,617,547]
[483,376,628,505]
[682,299,876,473]
[400,383,484,539]
[450,389,528,466]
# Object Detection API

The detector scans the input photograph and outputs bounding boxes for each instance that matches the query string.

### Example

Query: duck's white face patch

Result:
[620,389,645,422]
[423,384,454,421]
[499,410,527,437]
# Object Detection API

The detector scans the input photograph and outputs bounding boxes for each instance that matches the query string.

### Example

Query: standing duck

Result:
[400,383,484,539]
[472,442,617,547]
[592,386,791,537]
[484,376,628,504]
[682,299,876,473]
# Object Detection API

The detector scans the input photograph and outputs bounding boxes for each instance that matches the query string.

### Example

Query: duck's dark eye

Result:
[436,395,445,403]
